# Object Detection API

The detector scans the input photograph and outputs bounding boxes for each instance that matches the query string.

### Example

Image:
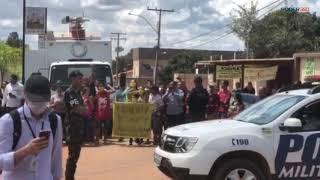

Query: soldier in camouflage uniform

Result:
[64,70,86,180]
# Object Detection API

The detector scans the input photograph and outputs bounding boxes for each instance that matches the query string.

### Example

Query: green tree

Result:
[231,1,258,58]
[232,2,320,58]
[159,52,207,84]
[0,42,22,83]
[112,51,133,73]
[6,32,22,48]
[249,11,320,58]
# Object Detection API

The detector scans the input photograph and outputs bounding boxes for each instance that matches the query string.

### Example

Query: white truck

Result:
[154,87,320,180]
[26,41,112,79]
[25,16,113,86]
[49,60,112,88]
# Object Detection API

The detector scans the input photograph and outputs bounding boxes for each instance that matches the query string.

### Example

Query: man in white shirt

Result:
[2,74,24,112]
[0,74,63,180]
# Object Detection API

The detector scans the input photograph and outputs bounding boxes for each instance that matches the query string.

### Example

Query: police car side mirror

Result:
[279,118,303,132]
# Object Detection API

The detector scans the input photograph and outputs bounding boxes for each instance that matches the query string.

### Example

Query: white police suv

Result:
[154,87,320,180]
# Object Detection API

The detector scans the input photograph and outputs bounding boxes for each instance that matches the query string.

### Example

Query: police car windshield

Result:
[234,95,306,125]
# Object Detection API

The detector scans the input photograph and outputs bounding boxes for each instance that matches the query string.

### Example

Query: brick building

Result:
[131,47,245,80]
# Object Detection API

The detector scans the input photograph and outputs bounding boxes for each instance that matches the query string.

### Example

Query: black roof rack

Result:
[308,85,320,94]
[277,83,317,93]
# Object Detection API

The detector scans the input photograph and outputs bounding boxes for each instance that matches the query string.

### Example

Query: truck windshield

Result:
[50,64,112,88]
[233,95,306,125]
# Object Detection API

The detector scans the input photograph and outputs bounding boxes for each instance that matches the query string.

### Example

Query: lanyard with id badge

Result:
[23,108,50,172]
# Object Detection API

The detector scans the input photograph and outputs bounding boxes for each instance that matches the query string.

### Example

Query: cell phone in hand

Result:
[39,130,51,139]
[9,93,16,98]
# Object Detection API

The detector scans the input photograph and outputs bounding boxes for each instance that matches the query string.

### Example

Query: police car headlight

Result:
[174,137,198,153]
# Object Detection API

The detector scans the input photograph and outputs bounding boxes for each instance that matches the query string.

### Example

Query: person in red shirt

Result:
[81,87,95,144]
[95,82,112,146]
[218,81,232,119]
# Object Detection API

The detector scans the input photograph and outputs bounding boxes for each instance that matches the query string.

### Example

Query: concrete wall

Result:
[133,60,139,78]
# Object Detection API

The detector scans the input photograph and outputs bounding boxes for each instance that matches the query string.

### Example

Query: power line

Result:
[256,0,283,13]
[184,0,284,49]
[186,31,233,49]
[166,0,283,46]
[128,12,157,33]
[257,0,284,19]
[168,24,231,46]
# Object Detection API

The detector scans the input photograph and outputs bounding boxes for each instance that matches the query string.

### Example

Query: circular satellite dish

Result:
[71,42,88,57]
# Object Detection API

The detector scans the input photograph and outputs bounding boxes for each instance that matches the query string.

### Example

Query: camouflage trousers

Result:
[65,114,84,180]
[65,143,82,180]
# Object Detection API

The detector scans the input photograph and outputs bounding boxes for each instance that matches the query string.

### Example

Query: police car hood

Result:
[165,119,257,137]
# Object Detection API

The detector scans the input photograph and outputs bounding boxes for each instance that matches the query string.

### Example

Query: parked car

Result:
[154,86,320,180]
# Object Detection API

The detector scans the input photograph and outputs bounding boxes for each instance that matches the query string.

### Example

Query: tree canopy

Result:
[112,51,133,74]
[250,11,320,58]
[6,32,22,48]
[0,42,22,83]
[159,52,208,84]
[231,2,320,58]
[231,1,258,58]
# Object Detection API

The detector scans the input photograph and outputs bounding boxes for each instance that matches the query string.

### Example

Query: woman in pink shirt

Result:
[218,81,232,119]
[95,82,112,145]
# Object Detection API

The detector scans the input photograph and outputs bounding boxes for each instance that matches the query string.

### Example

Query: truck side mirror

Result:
[279,118,303,132]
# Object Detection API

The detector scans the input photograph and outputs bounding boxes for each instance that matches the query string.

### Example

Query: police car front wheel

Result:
[211,159,266,180]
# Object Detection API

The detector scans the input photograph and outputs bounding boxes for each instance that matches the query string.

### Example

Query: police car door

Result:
[275,100,320,179]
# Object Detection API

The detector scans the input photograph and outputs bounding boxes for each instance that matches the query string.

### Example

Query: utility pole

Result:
[147,7,174,84]
[246,40,249,59]
[111,32,126,86]
[22,0,26,83]
[284,0,288,8]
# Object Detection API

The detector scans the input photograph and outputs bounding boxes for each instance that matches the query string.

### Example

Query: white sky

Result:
[0,0,319,58]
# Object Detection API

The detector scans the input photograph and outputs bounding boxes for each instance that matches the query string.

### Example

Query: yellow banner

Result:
[245,66,278,81]
[113,102,153,138]
[216,65,242,80]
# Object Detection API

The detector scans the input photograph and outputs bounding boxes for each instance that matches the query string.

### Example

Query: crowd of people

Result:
[74,74,277,146]
[0,73,278,148]
[0,73,282,135]
[0,72,308,180]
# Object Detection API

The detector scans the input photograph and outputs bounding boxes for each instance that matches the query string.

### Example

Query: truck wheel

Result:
[211,159,266,180]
